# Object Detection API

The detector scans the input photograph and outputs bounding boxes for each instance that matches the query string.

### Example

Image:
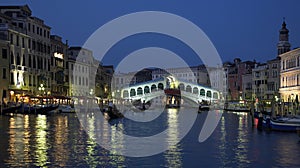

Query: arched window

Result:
[151,84,157,92]
[213,92,218,99]
[186,85,192,92]
[206,91,212,98]
[144,86,150,94]
[193,87,199,94]
[137,87,143,95]
[130,89,136,97]
[200,89,205,96]
[123,90,129,98]
[178,83,185,91]
[158,83,164,90]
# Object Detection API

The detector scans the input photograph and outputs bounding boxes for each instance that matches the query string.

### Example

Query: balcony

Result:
[10,65,28,72]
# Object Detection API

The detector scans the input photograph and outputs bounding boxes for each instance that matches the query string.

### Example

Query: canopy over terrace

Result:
[20,95,72,105]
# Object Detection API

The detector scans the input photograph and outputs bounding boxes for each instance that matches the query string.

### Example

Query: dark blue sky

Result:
[2,0,300,65]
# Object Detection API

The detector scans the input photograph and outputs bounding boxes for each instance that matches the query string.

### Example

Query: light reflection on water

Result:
[164,108,182,168]
[0,110,300,167]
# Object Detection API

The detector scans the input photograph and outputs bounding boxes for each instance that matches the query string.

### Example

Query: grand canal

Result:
[1,109,300,167]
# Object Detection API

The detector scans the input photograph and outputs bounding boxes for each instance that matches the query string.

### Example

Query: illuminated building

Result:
[279,48,300,102]
[252,64,268,101]
[50,35,68,96]
[0,6,31,102]
[152,65,210,86]
[68,47,93,96]
[224,59,256,101]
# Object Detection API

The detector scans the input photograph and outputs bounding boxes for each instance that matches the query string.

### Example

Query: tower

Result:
[277,18,291,56]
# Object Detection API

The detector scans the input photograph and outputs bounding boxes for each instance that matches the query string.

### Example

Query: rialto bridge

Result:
[114,76,222,104]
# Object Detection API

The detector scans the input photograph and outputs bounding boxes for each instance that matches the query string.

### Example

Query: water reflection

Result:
[51,115,69,167]
[81,111,126,167]
[34,115,49,167]
[235,112,250,166]
[217,112,250,167]
[164,108,183,168]
[1,110,300,167]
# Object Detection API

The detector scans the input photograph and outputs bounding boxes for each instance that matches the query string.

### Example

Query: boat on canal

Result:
[15,104,59,115]
[224,101,250,112]
[57,105,75,113]
[263,116,300,131]
[1,105,22,114]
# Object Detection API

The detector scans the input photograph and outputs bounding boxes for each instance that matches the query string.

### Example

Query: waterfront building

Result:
[0,6,31,102]
[225,58,256,101]
[0,13,11,103]
[151,65,210,86]
[0,5,114,105]
[95,63,111,98]
[50,35,68,97]
[279,48,300,102]
[68,47,93,97]
[207,66,227,95]
[252,64,268,101]
[102,65,114,98]
[242,73,252,101]
[266,58,280,100]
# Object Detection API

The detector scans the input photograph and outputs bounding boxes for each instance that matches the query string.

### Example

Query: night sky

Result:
[2,0,300,66]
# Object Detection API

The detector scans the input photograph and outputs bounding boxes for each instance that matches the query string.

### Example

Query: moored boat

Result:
[1,105,21,114]
[264,117,300,131]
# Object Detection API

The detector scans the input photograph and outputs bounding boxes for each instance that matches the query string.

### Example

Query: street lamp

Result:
[38,84,45,96]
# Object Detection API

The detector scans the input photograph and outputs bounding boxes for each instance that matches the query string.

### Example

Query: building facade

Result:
[252,64,268,101]
[68,47,93,97]
[0,6,31,103]
[152,65,210,86]
[50,35,68,96]
[224,58,256,101]
[279,48,300,102]
[265,58,280,100]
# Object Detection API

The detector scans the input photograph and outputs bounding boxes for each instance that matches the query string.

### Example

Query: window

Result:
[16,35,19,46]
[37,27,39,35]
[16,53,20,65]
[22,37,25,48]
[33,56,36,69]
[10,72,14,84]
[18,23,23,28]
[28,23,31,31]
[28,55,31,67]
[28,39,31,49]
[32,25,35,33]
[32,40,36,50]
[10,52,14,64]
[22,55,25,66]
[2,68,6,79]
[2,48,7,59]
[10,34,13,44]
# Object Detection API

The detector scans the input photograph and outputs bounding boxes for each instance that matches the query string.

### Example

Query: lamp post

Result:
[38,84,45,96]
[38,84,45,105]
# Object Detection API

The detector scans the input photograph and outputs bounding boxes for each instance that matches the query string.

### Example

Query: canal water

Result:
[0,109,300,167]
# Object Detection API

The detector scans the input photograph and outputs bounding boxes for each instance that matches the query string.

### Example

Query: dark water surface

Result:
[0,109,300,167]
